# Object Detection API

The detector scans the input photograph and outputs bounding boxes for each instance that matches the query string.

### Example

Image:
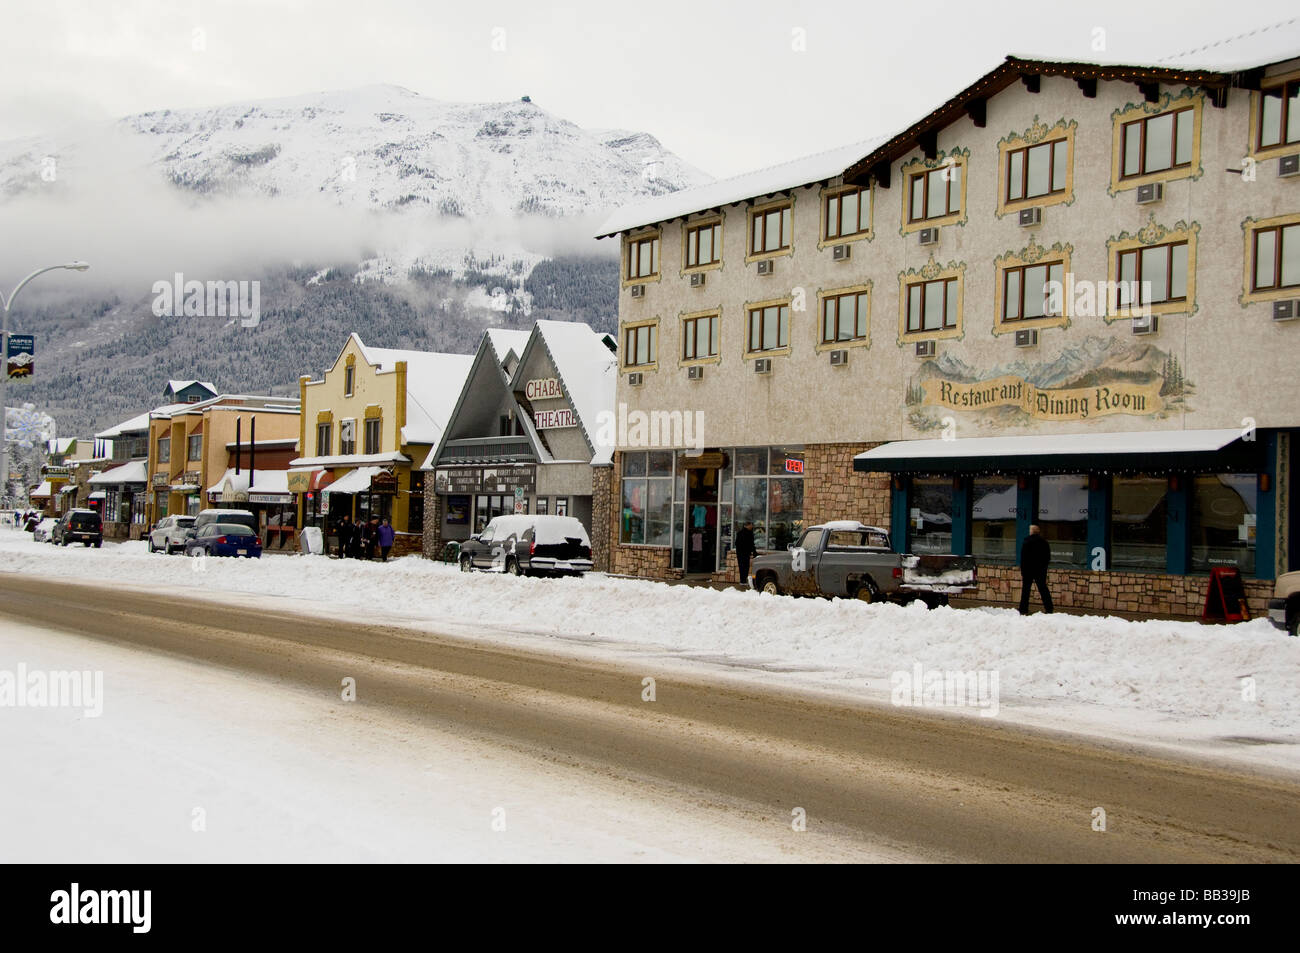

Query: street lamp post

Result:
[1,262,90,508]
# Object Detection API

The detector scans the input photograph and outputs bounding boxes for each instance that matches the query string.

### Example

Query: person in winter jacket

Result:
[377,518,395,561]
[337,516,355,559]
[1018,524,1054,615]
[735,521,757,586]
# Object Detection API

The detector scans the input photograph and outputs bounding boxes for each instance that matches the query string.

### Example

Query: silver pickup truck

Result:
[748,521,977,605]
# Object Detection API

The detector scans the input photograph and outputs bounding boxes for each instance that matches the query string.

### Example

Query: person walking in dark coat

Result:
[735,520,757,586]
[335,517,352,559]
[377,518,395,561]
[1019,524,1054,615]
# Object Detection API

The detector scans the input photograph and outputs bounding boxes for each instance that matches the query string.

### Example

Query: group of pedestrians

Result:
[332,515,396,561]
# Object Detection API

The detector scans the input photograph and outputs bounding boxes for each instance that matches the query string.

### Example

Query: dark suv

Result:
[53,509,103,547]
[458,515,593,577]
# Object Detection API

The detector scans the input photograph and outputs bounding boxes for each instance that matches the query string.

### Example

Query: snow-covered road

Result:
[1,528,1297,770]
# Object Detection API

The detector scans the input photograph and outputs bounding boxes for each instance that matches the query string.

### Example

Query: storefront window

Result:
[408,471,424,534]
[768,477,804,551]
[1111,474,1168,571]
[971,477,1017,563]
[1038,474,1089,568]
[474,494,511,533]
[1190,473,1257,574]
[621,451,673,544]
[910,477,953,555]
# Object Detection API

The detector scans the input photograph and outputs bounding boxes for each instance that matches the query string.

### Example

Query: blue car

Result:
[184,522,263,558]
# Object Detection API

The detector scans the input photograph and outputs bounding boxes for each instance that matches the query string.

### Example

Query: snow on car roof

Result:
[484,514,591,546]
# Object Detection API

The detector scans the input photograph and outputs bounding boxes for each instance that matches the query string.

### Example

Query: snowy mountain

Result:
[0,84,709,218]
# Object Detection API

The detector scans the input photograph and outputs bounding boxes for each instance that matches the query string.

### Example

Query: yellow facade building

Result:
[292,334,473,556]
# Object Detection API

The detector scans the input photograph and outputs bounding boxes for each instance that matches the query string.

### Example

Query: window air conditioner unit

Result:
[1273,299,1300,321]
[626,371,644,386]
[687,365,704,380]
[756,259,774,276]
[689,272,706,288]
[1136,182,1163,205]
[1014,328,1038,348]
[1018,207,1042,227]
[918,227,939,246]
[831,243,851,261]
[629,284,645,298]
[1279,154,1300,177]
[1131,313,1158,335]
[914,340,936,358]
[754,357,772,374]
[829,349,849,366]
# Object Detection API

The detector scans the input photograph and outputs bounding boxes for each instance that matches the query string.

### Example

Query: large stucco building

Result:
[595,27,1300,614]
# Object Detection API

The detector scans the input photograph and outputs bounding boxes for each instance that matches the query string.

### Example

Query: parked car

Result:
[185,508,259,545]
[748,521,976,605]
[33,517,57,543]
[184,523,263,559]
[52,509,104,547]
[459,515,593,576]
[148,515,196,554]
[1267,570,1300,636]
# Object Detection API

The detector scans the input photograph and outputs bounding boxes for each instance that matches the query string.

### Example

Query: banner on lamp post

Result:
[6,335,34,379]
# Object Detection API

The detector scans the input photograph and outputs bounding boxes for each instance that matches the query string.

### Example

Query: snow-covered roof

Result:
[596,136,889,237]
[166,379,217,393]
[290,451,411,469]
[356,338,474,446]
[89,460,149,484]
[47,437,76,454]
[321,466,386,495]
[1153,16,1299,72]
[29,481,52,498]
[856,428,1243,466]
[485,329,531,367]
[525,320,618,465]
[206,468,291,496]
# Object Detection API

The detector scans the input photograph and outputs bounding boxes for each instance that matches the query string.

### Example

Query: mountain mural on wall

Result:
[905,335,1193,431]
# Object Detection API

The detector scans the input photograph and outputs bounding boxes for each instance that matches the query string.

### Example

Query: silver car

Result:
[148,515,196,554]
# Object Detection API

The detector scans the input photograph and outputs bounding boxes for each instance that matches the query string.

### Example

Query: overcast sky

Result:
[3,0,1297,179]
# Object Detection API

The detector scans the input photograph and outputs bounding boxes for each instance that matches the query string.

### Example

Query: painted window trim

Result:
[814,282,872,352]
[995,118,1077,218]
[1108,89,1204,195]
[678,307,723,367]
[745,197,795,263]
[992,239,1073,335]
[899,150,969,235]
[620,317,660,372]
[818,183,874,248]
[1105,217,1200,320]
[897,257,965,343]
[621,229,663,288]
[1239,212,1300,304]
[680,216,724,275]
[1247,70,1300,160]
[363,416,383,455]
[742,296,794,359]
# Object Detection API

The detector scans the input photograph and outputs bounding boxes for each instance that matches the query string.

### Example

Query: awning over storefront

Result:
[206,469,293,504]
[287,467,335,494]
[58,484,77,495]
[89,461,148,485]
[322,466,384,495]
[854,429,1259,475]
[88,491,106,500]
[30,481,52,498]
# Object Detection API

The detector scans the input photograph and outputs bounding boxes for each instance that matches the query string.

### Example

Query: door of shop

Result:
[684,465,719,574]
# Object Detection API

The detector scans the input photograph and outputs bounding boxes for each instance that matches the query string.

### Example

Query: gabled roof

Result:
[357,340,474,446]
[512,320,618,465]
[165,379,217,395]
[596,18,1300,236]
[422,328,546,470]
[96,404,191,438]
[596,136,888,238]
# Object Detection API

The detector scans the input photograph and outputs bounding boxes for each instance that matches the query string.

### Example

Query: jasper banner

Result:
[923,375,1164,421]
